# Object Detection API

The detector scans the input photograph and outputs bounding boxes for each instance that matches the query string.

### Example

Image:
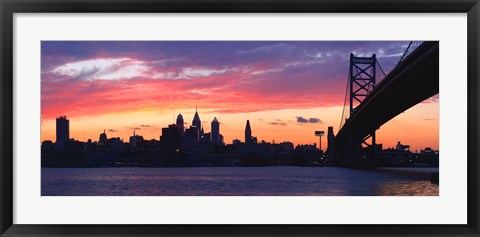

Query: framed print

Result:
[1,0,479,236]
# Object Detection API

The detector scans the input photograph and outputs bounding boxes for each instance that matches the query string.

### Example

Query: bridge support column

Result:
[362,132,377,165]
[348,53,378,165]
[346,131,362,166]
[334,42,439,167]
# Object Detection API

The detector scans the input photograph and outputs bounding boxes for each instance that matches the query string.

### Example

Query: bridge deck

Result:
[334,42,439,166]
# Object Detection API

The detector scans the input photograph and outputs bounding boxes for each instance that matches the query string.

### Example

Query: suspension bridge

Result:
[329,41,439,166]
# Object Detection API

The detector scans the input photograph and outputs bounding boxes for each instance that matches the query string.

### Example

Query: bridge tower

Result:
[348,53,377,164]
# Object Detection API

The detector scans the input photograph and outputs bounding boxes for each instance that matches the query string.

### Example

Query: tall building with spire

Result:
[129,129,143,147]
[176,113,184,135]
[192,106,201,130]
[99,129,107,145]
[129,129,137,147]
[211,117,220,145]
[184,106,203,145]
[245,120,252,144]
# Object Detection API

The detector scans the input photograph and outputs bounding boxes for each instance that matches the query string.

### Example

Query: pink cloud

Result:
[41,42,430,120]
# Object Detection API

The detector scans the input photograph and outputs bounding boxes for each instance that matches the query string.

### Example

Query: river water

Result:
[41,166,438,196]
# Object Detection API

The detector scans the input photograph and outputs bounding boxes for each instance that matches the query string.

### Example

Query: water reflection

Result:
[42,167,439,196]
[377,181,438,196]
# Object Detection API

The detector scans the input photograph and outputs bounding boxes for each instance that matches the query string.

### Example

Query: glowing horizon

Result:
[41,41,439,151]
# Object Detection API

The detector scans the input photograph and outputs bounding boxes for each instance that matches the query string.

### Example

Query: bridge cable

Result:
[339,64,351,129]
[398,41,413,64]
[339,57,393,130]
[376,61,387,77]
[340,59,385,129]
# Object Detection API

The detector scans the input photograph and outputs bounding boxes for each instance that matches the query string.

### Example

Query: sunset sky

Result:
[41,41,438,151]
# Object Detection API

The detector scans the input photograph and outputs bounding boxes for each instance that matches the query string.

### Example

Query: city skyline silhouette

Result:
[41,41,438,151]
[41,41,439,196]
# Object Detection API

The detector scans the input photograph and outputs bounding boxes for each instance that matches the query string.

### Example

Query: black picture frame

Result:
[1,0,479,236]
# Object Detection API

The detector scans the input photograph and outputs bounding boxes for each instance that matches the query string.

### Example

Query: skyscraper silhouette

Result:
[245,120,252,144]
[192,106,201,130]
[176,113,184,134]
[129,129,144,147]
[56,116,69,143]
[327,126,335,165]
[211,117,220,145]
[99,129,107,145]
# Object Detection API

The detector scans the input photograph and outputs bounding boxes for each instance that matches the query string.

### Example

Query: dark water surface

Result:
[41,166,439,196]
